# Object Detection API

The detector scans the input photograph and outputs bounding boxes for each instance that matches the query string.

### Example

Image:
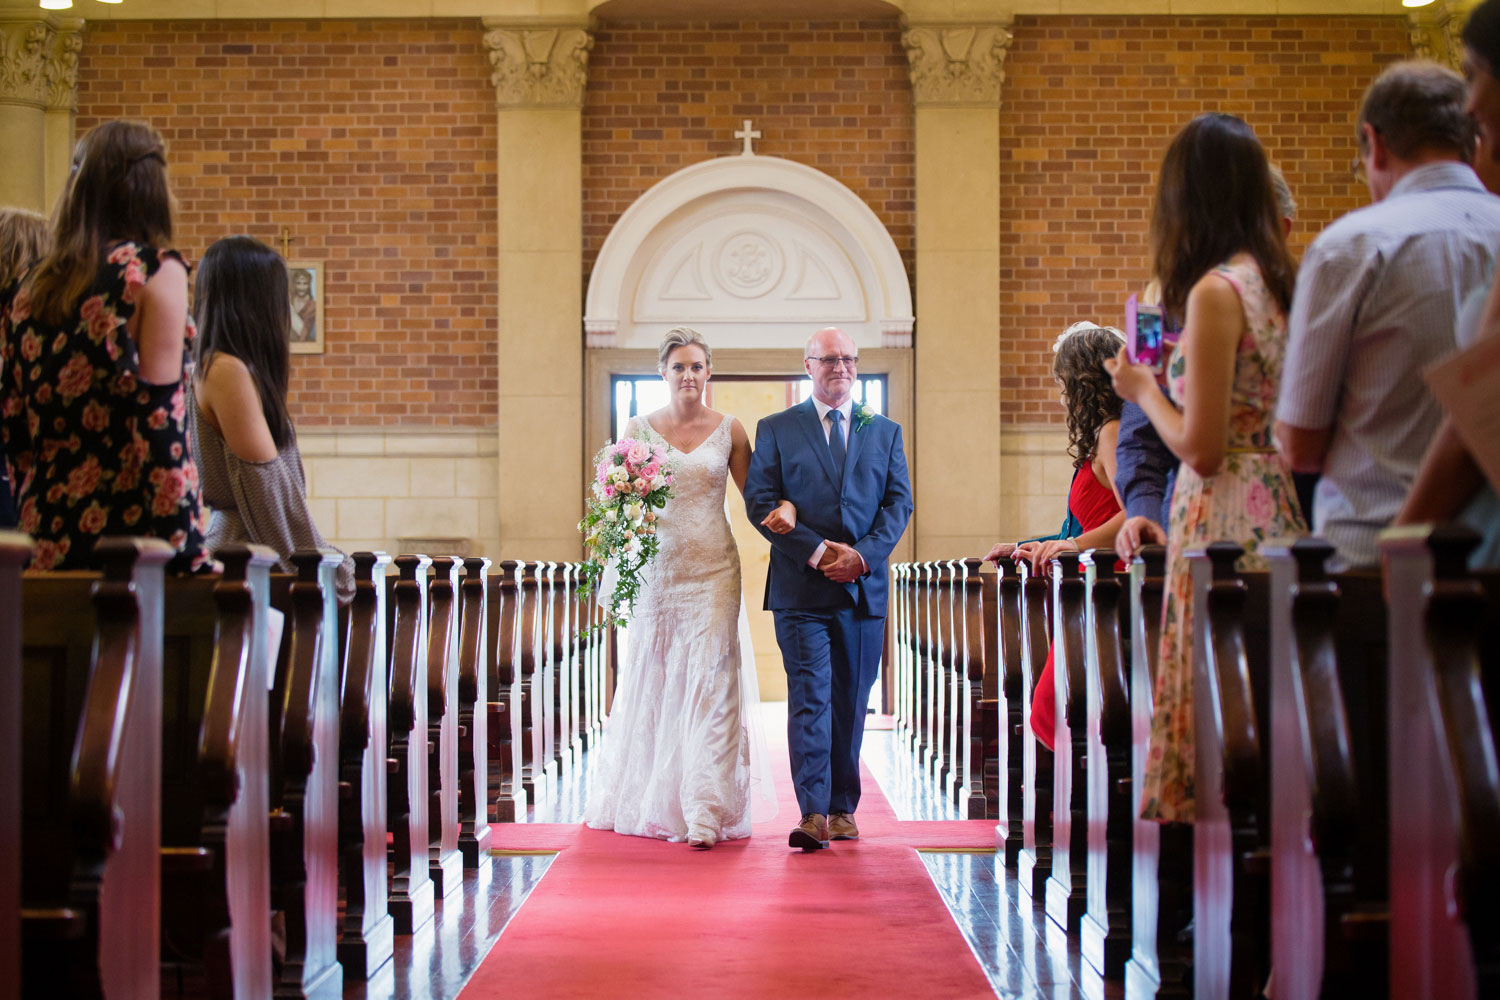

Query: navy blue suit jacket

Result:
[744,399,913,617]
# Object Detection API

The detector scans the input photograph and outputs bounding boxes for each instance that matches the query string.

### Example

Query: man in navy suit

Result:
[745,327,913,851]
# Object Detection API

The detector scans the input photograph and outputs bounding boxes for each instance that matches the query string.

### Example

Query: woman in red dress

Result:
[984,322,1127,750]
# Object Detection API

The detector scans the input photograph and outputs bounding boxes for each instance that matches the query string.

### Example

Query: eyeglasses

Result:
[807,355,859,370]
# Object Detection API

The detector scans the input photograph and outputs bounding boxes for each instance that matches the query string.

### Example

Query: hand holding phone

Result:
[1125,293,1166,373]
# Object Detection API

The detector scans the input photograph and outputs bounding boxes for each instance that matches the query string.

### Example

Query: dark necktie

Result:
[827,408,846,481]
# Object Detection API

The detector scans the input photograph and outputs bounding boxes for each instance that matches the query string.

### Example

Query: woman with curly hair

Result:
[984,321,1127,749]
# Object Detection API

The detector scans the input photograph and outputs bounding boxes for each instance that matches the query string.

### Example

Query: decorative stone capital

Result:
[900,20,1013,108]
[0,19,50,108]
[0,16,81,111]
[481,21,593,109]
[1407,0,1465,71]
[45,19,83,112]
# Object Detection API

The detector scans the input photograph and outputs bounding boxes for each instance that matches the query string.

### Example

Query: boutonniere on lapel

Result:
[853,403,875,432]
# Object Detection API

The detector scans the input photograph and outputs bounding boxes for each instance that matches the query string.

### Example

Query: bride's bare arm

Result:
[728,417,752,495]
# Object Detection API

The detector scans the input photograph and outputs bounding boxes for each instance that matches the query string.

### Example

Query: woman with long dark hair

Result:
[189,235,352,601]
[1106,113,1306,822]
[0,120,209,570]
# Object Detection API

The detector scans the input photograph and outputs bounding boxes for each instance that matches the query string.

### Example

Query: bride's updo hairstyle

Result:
[658,326,712,371]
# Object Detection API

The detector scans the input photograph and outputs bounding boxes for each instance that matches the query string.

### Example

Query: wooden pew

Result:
[1046,551,1088,933]
[267,550,344,998]
[993,559,1026,866]
[1124,544,1193,1000]
[21,537,172,999]
[517,561,548,802]
[538,562,560,783]
[0,532,28,1000]
[424,557,463,899]
[894,563,913,752]
[964,558,996,820]
[915,562,936,774]
[1081,548,1132,979]
[1265,539,1389,999]
[559,564,583,771]
[1422,529,1500,999]
[934,559,958,796]
[1191,542,1271,1000]
[1382,526,1495,1000]
[336,551,394,980]
[385,554,435,936]
[458,556,493,864]
[486,560,526,822]
[1017,556,1054,901]
[159,545,276,999]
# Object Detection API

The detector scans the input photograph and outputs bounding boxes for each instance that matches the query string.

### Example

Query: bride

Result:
[585,327,781,848]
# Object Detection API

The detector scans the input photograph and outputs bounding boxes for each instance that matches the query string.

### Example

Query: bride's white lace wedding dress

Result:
[584,412,774,842]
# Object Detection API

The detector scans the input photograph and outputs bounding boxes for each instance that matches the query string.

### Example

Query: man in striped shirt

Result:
[1275,60,1500,569]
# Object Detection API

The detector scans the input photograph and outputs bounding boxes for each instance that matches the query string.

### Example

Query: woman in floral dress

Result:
[0,120,209,572]
[1107,113,1306,823]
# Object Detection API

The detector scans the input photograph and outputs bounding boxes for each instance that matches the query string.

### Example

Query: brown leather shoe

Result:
[828,812,859,840]
[789,813,829,851]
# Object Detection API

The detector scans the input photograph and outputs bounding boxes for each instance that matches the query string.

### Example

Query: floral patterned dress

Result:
[0,243,210,572]
[1139,257,1307,824]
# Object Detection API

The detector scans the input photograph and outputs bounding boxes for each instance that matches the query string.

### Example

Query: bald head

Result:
[804,326,859,407]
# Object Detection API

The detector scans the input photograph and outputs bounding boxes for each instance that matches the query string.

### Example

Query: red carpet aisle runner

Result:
[460,724,996,999]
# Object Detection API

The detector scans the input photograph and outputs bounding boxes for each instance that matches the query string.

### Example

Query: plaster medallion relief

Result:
[715,230,782,298]
[482,24,593,108]
[632,199,864,339]
[0,20,48,106]
[901,22,1012,107]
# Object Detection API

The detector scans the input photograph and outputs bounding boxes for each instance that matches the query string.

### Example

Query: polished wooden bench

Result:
[0,532,28,1000]
[1082,548,1132,979]
[21,537,172,999]
[1046,551,1089,933]
[486,560,526,822]
[457,556,493,863]
[1017,555,1054,902]
[385,554,435,936]
[1124,544,1192,1000]
[1191,543,1271,1000]
[1266,538,1388,999]
[337,551,394,980]
[267,550,345,999]
[159,545,276,999]
[424,557,463,899]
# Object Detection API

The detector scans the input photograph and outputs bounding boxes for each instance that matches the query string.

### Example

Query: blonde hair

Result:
[0,207,51,289]
[657,326,712,371]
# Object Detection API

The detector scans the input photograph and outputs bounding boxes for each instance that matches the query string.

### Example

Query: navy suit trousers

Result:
[773,605,884,818]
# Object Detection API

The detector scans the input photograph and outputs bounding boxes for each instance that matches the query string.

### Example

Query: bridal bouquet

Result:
[577,437,676,630]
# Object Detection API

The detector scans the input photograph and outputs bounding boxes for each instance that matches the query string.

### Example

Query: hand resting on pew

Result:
[1114,515,1167,562]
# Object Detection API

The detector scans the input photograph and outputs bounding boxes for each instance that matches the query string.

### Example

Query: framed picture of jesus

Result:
[287,261,325,354]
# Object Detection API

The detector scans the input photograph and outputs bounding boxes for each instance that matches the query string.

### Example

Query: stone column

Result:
[0,15,80,213]
[483,20,592,560]
[902,18,1012,559]
[43,19,81,212]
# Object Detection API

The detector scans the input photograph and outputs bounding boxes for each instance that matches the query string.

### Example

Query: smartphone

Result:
[1125,294,1166,373]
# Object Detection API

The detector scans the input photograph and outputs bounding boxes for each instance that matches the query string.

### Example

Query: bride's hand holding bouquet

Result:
[577,436,675,629]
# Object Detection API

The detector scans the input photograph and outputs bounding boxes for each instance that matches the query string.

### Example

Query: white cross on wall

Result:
[734,119,761,156]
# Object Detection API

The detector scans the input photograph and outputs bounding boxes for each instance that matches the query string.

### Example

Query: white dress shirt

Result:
[806,397,866,574]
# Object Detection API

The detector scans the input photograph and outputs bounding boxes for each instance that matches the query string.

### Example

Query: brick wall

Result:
[581,19,915,286]
[76,20,498,428]
[998,15,1412,424]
